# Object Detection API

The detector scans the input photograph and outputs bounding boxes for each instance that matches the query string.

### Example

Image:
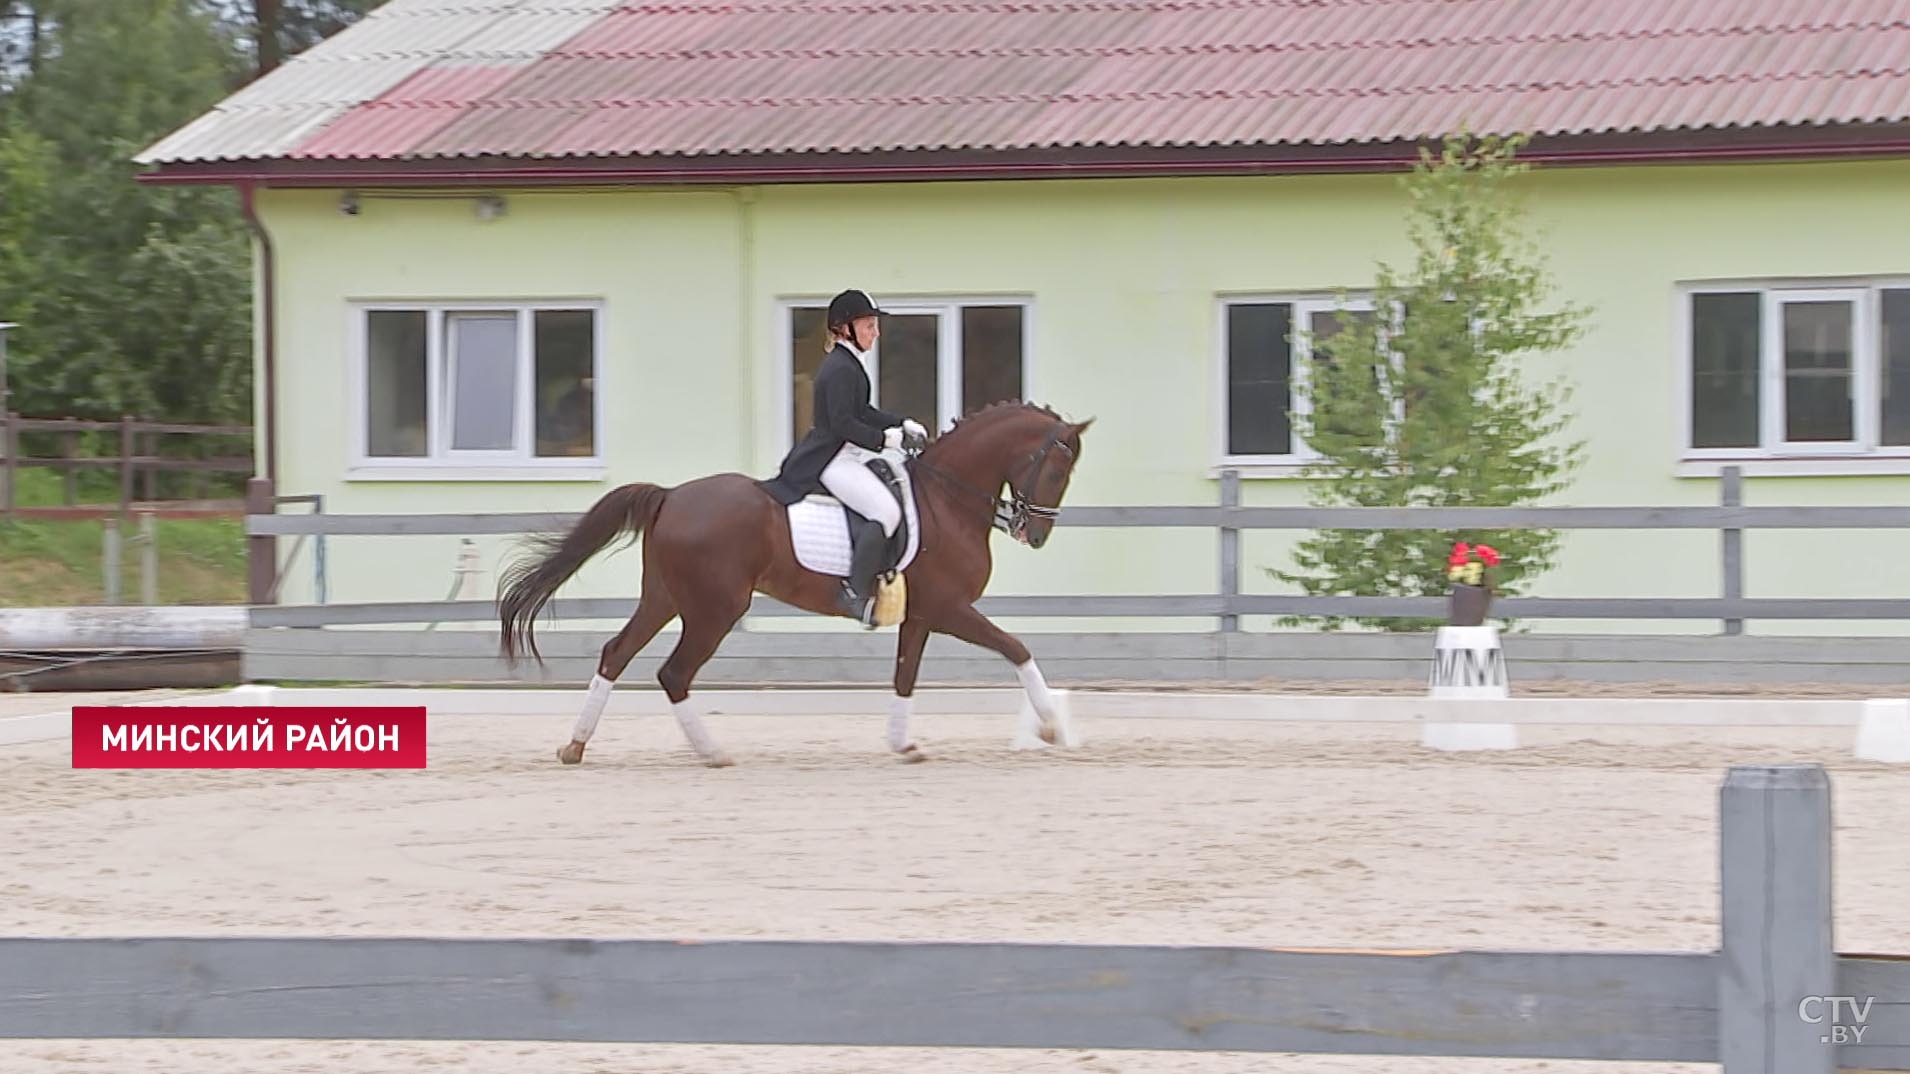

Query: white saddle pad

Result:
[787,456,922,578]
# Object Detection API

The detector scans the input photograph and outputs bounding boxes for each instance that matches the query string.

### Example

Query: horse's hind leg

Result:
[558,590,678,766]
[656,592,749,768]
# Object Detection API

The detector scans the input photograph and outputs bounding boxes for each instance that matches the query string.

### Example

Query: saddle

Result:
[783,453,921,623]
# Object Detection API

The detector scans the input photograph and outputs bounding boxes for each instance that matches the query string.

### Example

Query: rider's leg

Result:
[820,454,903,624]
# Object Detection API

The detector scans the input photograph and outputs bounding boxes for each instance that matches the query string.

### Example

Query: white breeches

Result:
[821,448,901,537]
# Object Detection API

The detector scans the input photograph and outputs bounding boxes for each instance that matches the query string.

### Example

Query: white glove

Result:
[882,427,904,451]
[901,418,927,440]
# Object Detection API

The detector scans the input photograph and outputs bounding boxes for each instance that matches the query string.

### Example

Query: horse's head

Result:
[1005,412,1092,549]
[925,402,1093,549]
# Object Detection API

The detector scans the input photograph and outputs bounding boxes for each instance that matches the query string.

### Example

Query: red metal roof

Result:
[136,0,1910,176]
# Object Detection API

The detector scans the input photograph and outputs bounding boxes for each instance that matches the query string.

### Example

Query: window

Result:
[1686,282,1909,457]
[354,302,601,471]
[784,298,1027,446]
[1220,295,1376,463]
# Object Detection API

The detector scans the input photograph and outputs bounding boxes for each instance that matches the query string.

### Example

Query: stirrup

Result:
[837,582,878,629]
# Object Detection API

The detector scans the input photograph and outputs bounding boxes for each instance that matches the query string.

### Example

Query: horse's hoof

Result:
[1038,725,1058,745]
[896,745,928,764]
[704,752,736,769]
[557,741,586,765]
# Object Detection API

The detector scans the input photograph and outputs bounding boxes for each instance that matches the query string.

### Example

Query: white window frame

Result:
[1215,292,1376,476]
[346,299,606,482]
[774,295,1035,450]
[1678,277,1910,477]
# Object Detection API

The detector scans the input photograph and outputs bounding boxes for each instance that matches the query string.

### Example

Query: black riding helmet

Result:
[826,289,887,331]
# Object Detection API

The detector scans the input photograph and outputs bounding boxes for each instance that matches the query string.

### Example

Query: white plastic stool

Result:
[1423,625,1516,751]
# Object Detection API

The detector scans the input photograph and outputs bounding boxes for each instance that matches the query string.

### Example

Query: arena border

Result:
[9,685,1909,761]
[1,764,1904,1071]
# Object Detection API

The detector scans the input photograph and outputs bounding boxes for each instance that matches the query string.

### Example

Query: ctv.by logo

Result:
[1798,995,1874,1044]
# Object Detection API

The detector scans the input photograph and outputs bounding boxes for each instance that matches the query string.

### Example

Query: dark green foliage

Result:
[0,1,378,424]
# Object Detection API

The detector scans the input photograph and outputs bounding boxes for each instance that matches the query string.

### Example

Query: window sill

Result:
[1208,461,1316,480]
[345,463,608,483]
[1676,454,1910,478]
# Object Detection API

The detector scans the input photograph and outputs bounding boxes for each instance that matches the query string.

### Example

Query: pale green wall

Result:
[255,157,1910,637]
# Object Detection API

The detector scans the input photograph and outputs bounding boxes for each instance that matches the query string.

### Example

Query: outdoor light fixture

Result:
[339,191,361,215]
[475,195,506,221]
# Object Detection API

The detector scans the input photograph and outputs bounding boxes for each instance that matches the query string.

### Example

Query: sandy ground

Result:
[3,697,1909,1073]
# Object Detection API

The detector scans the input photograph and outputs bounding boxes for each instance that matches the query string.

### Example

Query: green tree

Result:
[1269,132,1589,631]
[0,1,375,427]
[0,0,249,421]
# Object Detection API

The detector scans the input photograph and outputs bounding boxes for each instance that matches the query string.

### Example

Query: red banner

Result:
[70,706,427,769]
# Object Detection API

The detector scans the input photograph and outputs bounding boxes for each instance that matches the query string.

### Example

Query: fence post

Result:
[63,422,77,505]
[313,494,327,605]
[1720,465,1743,636]
[101,516,121,605]
[246,476,277,606]
[1219,468,1239,633]
[142,429,157,503]
[1718,763,1835,1074]
[138,509,158,606]
[118,415,134,513]
[1,410,16,518]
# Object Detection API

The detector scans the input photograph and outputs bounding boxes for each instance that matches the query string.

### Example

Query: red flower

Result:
[1449,541,1470,566]
[1477,544,1501,567]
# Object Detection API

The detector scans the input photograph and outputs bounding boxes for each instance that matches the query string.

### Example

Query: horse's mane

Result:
[939,399,1069,438]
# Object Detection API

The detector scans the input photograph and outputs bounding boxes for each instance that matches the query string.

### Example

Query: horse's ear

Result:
[1071,418,1095,435]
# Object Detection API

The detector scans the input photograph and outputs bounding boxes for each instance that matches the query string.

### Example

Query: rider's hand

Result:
[901,418,927,440]
[882,426,904,451]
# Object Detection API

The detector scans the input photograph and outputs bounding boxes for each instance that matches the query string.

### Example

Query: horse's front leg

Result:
[933,602,1073,748]
[889,616,931,762]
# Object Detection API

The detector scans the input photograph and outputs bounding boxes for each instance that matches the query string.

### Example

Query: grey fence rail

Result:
[2,765,1904,1072]
[242,468,1910,632]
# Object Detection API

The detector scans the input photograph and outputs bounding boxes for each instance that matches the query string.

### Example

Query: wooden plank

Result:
[0,937,1716,1059]
[1216,506,1910,530]
[1719,764,1836,1074]
[241,627,1910,688]
[246,504,1910,536]
[249,512,585,536]
[1059,506,1222,527]
[1232,596,1910,619]
[250,594,1910,628]
[1837,956,1910,1070]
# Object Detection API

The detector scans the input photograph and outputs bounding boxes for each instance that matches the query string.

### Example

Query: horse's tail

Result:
[497,483,669,667]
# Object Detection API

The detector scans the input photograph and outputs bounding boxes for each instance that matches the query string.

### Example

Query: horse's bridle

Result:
[914,423,1074,543]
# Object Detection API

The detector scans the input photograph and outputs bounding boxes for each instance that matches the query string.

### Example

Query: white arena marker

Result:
[1854,698,1910,763]
[1422,625,1517,751]
[229,684,278,706]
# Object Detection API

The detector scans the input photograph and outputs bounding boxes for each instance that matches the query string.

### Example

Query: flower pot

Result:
[1448,582,1493,626]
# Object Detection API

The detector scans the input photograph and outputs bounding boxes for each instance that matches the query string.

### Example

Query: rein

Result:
[910,422,1073,540]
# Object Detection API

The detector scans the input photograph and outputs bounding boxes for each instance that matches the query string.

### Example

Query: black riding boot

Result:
[836,518,888,628]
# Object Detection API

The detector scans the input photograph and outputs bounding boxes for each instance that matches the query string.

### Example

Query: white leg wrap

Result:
[671,698,722,758]
[1012,659,1080,750]
[1016,660,1056,721]
[571,674,613,743]
[888,694,914,753]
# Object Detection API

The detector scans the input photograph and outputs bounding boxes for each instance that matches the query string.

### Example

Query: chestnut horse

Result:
[496,401,1092,766]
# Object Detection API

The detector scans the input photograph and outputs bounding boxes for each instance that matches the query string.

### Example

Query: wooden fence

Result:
[2,764,1903,1071]
[242,467,1910,633]
[0,413,251,516]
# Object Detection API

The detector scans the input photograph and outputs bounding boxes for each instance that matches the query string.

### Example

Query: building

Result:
[137,0,1910,662]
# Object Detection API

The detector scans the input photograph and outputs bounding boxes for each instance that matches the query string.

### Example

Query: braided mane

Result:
[943,399,1068,434]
